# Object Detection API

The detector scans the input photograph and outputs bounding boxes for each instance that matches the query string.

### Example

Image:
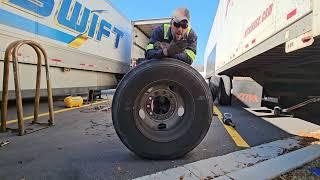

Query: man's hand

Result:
[163,40,188,57]
[154,42,170,50]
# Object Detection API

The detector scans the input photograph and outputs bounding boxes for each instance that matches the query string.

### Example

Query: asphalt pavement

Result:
[0,97,319,180]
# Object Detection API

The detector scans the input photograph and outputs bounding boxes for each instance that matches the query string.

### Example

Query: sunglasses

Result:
[173,21,189,29]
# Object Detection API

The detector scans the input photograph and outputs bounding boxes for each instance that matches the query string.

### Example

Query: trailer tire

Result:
[209,76,220,102]
[218,76,232,106]
[112,59,213,160]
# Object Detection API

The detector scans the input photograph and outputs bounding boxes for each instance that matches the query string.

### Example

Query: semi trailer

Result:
[0,0,133,99]
[205,0,320,112]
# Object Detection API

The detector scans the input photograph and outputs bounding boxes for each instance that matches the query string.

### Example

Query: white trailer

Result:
[0,0,135,99]
[205,0,320,110]
[1,1,211,159]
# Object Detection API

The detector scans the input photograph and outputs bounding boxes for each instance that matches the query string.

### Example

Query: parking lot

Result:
[0,95,319,180]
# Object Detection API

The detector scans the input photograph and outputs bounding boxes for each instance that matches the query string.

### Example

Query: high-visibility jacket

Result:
[145,24,197,65]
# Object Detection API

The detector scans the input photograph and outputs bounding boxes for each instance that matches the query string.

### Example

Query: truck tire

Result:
[112,59,213,160]
[218,76,232,106]
[209,76,220,102]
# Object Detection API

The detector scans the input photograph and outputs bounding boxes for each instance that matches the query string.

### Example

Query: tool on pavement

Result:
[0,140,10,147]
[223,113,235,127]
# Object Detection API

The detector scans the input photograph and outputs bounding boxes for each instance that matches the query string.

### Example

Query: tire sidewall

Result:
[218,76,232,105]
[209,76,220,101]
[112,59,213,159]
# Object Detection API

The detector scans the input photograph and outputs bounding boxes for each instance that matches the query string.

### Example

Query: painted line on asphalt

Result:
[6,100,111,125]
[213,106,250,148]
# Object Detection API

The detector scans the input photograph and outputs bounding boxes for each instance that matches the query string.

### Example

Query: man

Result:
[145,8,197,65]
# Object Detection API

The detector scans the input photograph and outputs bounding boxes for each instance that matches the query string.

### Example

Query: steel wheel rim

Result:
[133,80,192,142]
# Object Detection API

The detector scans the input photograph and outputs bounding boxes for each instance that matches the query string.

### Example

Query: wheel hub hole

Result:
[158,123,167,130]
[152,96,171,115]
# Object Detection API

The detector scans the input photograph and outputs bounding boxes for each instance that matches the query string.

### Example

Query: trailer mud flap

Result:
[232,77,263,108]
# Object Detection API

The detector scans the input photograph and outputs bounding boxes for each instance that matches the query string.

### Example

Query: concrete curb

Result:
[134,137,319,180]
[216,144,320,180]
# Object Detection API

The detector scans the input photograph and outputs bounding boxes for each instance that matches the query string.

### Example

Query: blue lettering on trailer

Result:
[112,27,124,48]
[0,8,74,44]
[88,14,99,38]
[0,0,125,48]
[56,0,90,34]
[97,20,112,41]
[5,0,54,17]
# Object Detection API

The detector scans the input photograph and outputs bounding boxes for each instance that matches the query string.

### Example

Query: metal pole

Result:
[23,41,54,126]
[1,45,13,132]
[35,42,54,126]
[1,41,19,132]
[12,43,25,136]
[32,46,42,124]
[45,61,55,126]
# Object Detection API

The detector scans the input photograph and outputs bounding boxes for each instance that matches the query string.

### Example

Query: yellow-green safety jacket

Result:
[145,24,197,65]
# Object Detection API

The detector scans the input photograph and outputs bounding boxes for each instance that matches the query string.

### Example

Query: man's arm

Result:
[173,31,197,65]
[145,27,165,59]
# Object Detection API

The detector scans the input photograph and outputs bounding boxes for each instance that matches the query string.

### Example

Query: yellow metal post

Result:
[0,40,55,135]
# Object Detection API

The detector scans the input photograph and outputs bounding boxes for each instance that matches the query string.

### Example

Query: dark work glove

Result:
[163,40,188,57]
[154,41,170,50]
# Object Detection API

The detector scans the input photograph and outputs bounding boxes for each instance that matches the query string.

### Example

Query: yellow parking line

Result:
[6,100,111,125]
[213,106,250,148]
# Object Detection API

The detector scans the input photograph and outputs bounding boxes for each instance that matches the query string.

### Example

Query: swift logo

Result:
[2,0,124,48]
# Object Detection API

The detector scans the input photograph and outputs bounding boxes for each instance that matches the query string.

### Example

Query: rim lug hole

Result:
[158,123,167,130]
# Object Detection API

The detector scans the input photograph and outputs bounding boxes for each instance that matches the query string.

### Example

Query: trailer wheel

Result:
[218,76,232,106]
[209,76,220,102]
[112,59,213,160]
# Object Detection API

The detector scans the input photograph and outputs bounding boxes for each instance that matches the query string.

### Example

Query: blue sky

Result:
[108,0,219,66]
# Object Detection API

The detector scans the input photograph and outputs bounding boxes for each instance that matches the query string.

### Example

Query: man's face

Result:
[171,20,189,40]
